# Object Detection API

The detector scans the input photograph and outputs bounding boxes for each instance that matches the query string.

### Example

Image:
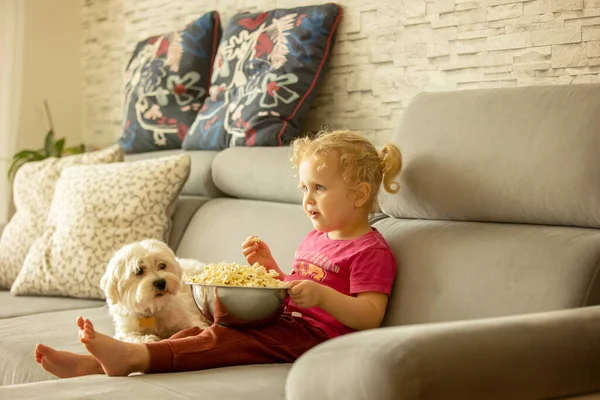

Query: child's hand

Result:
[241,236,275,269]
[287,280,323,308]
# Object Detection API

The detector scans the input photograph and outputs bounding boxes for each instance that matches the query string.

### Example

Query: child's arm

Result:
[266,262,288,280]
[288,281,388,330]
[241,236,288,280]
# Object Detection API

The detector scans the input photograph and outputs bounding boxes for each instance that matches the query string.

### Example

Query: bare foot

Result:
[79,318,150,376]
[34,344,103,378]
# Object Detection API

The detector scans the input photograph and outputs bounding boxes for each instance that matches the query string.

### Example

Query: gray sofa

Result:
[1,84,599,400]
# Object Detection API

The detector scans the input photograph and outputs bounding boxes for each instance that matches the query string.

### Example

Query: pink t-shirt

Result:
[283,228,397,338]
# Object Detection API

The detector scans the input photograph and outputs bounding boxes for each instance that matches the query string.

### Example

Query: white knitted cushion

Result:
[0,145,123,289]
[10,153,190,299]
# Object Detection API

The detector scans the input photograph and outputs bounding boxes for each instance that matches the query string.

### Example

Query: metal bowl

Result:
[187,283,289,328]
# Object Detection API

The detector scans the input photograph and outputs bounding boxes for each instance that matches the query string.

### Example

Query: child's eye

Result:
[316,184,326,191]
[299,185,307,192]
[158,263,167,270]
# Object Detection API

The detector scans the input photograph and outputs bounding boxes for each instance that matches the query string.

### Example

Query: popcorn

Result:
[183,262,287,288]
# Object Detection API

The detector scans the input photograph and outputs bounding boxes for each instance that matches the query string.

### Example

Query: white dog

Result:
[100,239,210,343]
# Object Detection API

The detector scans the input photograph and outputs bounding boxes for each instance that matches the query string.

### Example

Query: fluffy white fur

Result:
[100,239,209,343]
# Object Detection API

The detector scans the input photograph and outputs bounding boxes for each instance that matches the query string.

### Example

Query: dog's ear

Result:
[101,252,125,305]
[154,240,176,259]
[100,270,118,305]
[149,240,179,272]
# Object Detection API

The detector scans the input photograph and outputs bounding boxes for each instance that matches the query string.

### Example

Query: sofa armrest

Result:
[286,306,600,400]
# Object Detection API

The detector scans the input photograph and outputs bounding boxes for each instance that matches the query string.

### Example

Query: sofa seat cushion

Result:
[0,364,290,399]
[0,291,105,319]
[0,307,112,386]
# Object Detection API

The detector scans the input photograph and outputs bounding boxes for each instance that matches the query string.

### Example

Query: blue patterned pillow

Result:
[182,3,342,150]
[120,12,221,154]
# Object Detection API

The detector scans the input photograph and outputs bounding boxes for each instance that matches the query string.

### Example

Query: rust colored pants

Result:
[145,313,329,373]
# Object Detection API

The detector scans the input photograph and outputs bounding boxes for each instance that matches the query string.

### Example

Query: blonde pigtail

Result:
[378,144,402,194]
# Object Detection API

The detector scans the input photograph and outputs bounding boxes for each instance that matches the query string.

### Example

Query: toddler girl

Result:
[34,129,402,378]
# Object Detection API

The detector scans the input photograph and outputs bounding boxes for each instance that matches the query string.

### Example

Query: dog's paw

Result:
[140,334,161,343]
[116,333,161,343]
[177,258,206,275]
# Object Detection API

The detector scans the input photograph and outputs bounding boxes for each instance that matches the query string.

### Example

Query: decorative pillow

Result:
[119,11,222,154]
[10,154,190,299]
[182,3,342,150]
[0,145,123,290]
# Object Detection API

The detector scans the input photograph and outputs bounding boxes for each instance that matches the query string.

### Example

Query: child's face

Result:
[298,155,359,237]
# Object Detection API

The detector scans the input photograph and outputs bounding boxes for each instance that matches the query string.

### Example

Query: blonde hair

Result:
[290,129,402,210]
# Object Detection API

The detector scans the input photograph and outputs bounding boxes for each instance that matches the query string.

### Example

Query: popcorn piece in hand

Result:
[252,236,261,244]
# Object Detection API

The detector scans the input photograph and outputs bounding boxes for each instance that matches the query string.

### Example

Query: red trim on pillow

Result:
[206,12,221,96]
[276,4,343,145]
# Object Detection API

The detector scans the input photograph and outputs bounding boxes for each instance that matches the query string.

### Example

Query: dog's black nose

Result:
[153,279,166,290]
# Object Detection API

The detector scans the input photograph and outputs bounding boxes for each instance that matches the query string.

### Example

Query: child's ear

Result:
[353,182,371,208]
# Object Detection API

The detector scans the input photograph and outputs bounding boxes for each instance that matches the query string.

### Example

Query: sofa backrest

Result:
[378,83,600,327]
[172,83,600,329]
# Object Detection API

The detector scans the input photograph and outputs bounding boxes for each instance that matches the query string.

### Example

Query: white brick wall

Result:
[82,0,600,147]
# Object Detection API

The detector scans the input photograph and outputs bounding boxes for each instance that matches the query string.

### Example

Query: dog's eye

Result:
[158,263,167,270]
[134,267,144,276]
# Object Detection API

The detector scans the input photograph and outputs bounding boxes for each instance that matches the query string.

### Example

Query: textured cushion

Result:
[373,217,600,327]
[212,147,301,204]
[182,4,342,150]
[124,149,224,197]
[0,291,104,319]
[0,145,123,290]
[10,154,190,299]
[120,12,221,154]
[379,84,600,228]
[176,198,311,271]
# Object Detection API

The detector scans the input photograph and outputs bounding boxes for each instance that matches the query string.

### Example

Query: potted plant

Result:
[7,100,86,180]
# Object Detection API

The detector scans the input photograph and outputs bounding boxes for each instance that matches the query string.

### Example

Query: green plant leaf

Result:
[7,152,45,179]
[7,159,25,179]
[11,149,45,161]
[54,138,65,157]
[64,144,86,155]
[44,130,55,157]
